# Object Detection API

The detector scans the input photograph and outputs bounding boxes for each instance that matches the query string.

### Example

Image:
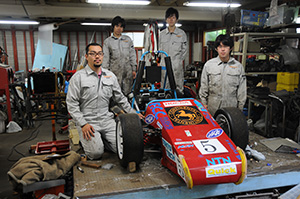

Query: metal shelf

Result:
[246,72,279,76]
[230,32,300,69]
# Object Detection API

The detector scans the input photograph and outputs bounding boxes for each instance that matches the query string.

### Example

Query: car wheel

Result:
[116,113,144,168]
[214,107,249,150]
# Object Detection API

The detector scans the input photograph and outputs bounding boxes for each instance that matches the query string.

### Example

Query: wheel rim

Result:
[215,113,231,137]
[116,122,124,159]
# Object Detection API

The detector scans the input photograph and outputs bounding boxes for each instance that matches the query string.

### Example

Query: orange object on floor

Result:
[34,184,65,199]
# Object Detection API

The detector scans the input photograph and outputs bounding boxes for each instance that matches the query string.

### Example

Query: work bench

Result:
[73,132,300,198]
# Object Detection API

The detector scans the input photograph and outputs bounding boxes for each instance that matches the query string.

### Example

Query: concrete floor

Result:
[0,121,69,199]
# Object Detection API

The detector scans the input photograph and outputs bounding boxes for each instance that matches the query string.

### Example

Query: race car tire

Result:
[116,113,144,168]
[214,107,249,150]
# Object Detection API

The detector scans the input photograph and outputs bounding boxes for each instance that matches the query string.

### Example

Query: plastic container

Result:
[276,83,298,92]
[277,72,299,85]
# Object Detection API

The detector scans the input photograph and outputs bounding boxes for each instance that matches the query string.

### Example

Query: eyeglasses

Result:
[88,51,104,57]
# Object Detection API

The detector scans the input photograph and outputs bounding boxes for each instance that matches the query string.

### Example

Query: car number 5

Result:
[193,139,228,155]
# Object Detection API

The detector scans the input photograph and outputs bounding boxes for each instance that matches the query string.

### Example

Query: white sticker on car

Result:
[193,139,228,155]
[163,101,192,107]
[175,154,185,181]
[175,141,193,145]
[184,130,192,137]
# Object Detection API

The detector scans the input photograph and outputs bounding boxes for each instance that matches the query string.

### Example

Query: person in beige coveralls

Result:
[199,34,247,116]
[102,16,137,96]
[67,43,140,160]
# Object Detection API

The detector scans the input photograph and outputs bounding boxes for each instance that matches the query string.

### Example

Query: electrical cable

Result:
[7,122,42,162]
[19,0,29,17]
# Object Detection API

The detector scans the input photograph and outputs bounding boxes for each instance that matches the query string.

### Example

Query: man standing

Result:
[103,16,137,96]
[199,34,246,115]
[159,7,187,96]
[66,43,137,160]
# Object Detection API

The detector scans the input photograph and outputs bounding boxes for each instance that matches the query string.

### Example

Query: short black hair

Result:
[214,34,234,49]
[112,16,126,32]
[86,43,102,55]
[165,7,179,20]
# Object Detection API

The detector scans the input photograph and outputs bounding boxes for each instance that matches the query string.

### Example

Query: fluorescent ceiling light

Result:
[81,22,111,26]
[0,20,40,25]
[86,0,150,5]
[143,23,182,27]
[183,2,241,7]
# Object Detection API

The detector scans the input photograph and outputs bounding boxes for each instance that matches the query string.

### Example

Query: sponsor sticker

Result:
[194,100,207,112]
[175,141,193,145]
[149,102,167,119]
[205,164,237,178]
[163,101,192,107]
[165,106,208,126]
[156,121,163,129]
[145,114,155,124]
[159,117,174,130]
[206,128,223,138]
[175,154,185,180]
[162,138,172,153]
[166,150,175,162]
[184,130,192,137]
[177,144,194,149]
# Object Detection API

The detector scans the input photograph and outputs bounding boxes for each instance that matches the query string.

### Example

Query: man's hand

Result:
[204,104,208,109]
[132,71,137,79]
[137,113,144,119]
[81,123,95,140]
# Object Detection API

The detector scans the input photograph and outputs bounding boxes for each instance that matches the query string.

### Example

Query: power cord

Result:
[7,122,42,162]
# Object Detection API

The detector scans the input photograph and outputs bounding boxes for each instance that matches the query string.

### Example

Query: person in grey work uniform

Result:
[159,7,187,96]
[66,43,140,160]
[103,16,137,96]
[199,34,247,116]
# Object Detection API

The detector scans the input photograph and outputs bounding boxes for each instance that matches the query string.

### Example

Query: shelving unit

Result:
[230,32,300,73]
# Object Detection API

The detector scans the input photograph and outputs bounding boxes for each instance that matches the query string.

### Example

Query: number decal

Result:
[193,139,228,155]
[199,140,217,153]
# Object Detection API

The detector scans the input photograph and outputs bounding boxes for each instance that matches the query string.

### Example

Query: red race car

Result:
[115,51,248,189]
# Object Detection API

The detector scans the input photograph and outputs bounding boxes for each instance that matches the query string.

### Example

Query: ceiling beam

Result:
[0,4,223,22]
[38,0,46,5]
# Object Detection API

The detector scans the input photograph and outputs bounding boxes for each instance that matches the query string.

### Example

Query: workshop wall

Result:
[0,29,110,72]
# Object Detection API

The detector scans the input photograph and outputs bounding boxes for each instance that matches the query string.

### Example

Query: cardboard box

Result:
[234,41,261,52]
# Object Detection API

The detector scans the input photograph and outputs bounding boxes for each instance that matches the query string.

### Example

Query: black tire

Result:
[116,113,144,168]
[214,107,249,150]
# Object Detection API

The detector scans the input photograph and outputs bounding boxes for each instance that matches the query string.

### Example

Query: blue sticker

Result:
[166,150,175,162]
[159,117,174,130]
[145,114,155,124]
[206,128,223,138]
[162,138,172,153]
[194,100,208,112]
[202,111,217,127]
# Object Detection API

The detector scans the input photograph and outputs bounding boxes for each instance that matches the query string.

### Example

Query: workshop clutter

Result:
[7,151,80,198]
[0,110,6,133]
[276,72,299,92]
[240,9,268,27]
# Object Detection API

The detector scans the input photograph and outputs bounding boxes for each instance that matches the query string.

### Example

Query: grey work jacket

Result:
[159,27,187,92]
[102,35,137,75]
[66,66,135,130]
[199,56,247,115]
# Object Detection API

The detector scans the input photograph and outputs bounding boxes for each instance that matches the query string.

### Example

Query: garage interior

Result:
[1,0,300,198]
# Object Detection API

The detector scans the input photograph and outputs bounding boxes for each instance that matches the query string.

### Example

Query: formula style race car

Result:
[115,51,248,189]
